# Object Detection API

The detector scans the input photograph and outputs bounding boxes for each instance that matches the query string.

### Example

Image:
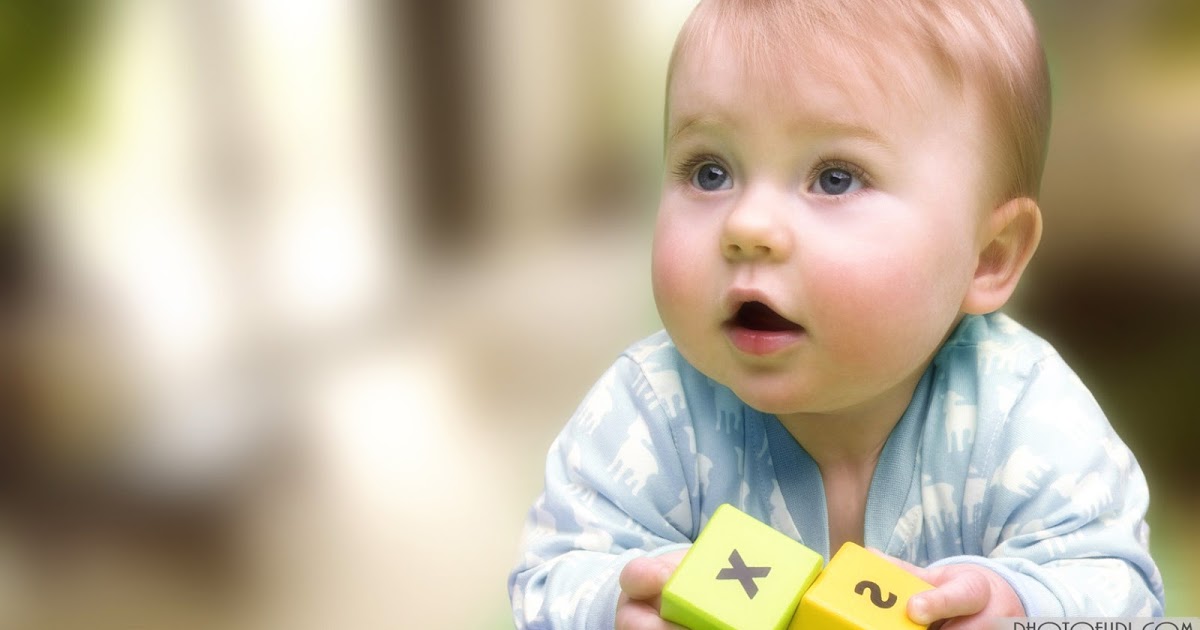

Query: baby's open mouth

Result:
[731,301,803,332]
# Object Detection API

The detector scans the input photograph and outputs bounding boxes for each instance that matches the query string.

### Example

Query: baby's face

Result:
[652,31,994,421]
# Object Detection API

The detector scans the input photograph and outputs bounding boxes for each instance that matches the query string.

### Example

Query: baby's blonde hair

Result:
[667,0,1051,203]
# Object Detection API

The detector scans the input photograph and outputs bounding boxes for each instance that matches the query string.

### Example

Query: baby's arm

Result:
[509,356,697,629]
[932,355,1165,617]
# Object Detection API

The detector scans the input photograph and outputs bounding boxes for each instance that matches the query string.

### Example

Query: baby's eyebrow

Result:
[801,119,892,149]
[666,114,893,152]
[666,115,722,144]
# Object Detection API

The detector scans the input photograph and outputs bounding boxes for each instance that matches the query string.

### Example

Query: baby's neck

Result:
[823,466,874,553]
[775,364,923,467]
[776,407,899,472]
[786,421,889,555]
[775,371,923,552]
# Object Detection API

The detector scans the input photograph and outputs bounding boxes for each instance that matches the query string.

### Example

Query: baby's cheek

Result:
[652,214,714,281]
[810,255,956,357]
[809,254,916,317]
[651,234,707,329]
[651,242,686,308]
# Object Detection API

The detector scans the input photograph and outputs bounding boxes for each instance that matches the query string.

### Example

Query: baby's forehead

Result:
[670,20,958,117]
[666,25,974,140]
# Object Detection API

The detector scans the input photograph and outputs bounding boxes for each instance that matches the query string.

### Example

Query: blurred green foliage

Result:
[0,0,102,189]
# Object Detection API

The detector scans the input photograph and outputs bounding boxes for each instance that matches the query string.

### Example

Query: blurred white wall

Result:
[19,0,697,628]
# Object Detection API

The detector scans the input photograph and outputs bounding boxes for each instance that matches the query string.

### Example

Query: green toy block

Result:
[661,504,824,630]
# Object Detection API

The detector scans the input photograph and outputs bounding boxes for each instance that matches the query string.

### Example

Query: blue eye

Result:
[813,167,863,195]
[692,163,731,191]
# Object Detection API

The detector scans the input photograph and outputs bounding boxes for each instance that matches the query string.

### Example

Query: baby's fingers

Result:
[619,557,675,601]
[908,570,989,625]
[615,598,687,630]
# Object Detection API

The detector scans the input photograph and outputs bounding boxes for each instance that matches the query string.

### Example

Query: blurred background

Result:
[0,0,1196,627]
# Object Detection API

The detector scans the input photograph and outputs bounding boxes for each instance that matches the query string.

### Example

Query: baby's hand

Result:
[615,549,690,630]
[872,550,1024,629]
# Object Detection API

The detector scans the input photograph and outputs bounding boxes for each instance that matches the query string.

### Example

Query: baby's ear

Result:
[961,197,1042,315]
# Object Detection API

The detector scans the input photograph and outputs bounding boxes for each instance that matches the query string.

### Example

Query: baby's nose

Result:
[720,197,792,262]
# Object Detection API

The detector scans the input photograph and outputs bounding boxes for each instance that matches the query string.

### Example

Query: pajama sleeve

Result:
[509,354,697,629]
[930,353,1166,615]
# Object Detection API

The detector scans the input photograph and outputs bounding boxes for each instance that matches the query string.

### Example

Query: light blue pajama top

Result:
[509,313,1165,628]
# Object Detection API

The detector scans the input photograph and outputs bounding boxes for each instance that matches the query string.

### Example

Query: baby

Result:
[509,0,1165,627]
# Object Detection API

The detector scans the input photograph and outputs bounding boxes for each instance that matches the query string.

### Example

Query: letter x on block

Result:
[717,549,770,599]
[661,504,823,630]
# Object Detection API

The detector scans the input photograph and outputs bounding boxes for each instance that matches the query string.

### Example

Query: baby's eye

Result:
[692,163,732,191]
[810,167,864,196]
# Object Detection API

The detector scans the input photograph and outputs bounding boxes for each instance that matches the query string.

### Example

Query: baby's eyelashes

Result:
[813,167,860,195]
[668,150,873,198]
[806,159,871,196]
[671,153,733,192]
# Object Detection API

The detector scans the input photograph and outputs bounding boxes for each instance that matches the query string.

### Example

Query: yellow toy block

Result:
[790,542,933,630]
[661,504,823,630]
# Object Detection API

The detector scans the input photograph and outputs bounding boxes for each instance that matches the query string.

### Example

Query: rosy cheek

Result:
[807,254,898,313]
[652,209,709,280]
[651,231,692,313]
[807,253,934,343]
[650,256,675,308]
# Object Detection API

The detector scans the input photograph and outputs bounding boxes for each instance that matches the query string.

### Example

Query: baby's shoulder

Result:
[620,330,679,366]
[935,312,1061,381]
[941,311,1055,354]
[619,330,716,388]
[930,313,1112,456]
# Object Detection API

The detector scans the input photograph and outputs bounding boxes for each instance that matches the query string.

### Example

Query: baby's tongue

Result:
[737,302,801,331]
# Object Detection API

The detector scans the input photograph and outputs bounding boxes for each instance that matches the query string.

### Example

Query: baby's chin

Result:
[724,376,872,421]
[723,384,820,418]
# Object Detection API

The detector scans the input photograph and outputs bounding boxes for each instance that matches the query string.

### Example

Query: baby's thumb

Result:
[619,557,675,601]
[908,571,988,625]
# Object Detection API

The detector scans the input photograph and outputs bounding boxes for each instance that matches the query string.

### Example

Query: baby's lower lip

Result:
[725,325,806,356]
